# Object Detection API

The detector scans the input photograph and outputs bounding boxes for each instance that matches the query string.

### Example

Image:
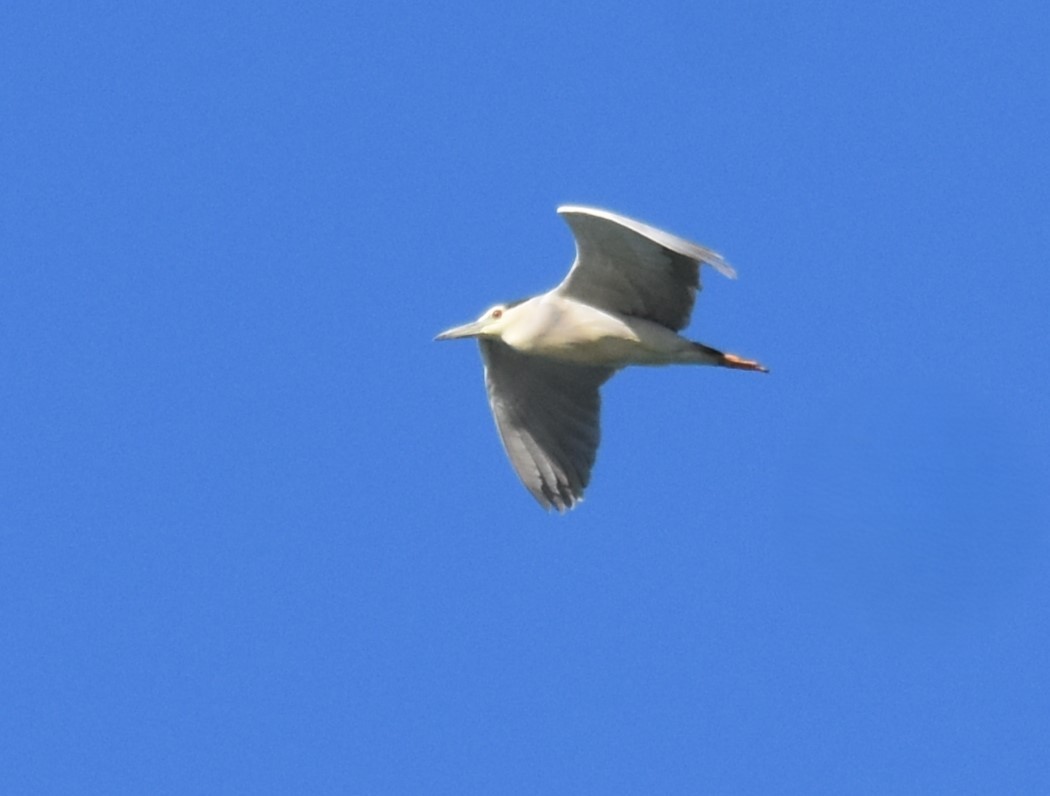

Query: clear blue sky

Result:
[3,2,1049,793]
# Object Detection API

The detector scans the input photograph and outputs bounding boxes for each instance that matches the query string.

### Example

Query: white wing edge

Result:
[556,205,738,280]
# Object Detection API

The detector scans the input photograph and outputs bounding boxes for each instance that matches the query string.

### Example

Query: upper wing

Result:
[555,206,736,331]
[480,338,617,512]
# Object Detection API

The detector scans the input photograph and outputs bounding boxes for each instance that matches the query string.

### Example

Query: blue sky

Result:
[3,2,1049,793]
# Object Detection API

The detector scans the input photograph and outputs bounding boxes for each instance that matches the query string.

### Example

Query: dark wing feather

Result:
[480,339,617,511]
[555,206,735,331]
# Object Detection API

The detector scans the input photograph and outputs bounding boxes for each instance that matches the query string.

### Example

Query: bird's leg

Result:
[721,353,769,373]
[692,342,768,373]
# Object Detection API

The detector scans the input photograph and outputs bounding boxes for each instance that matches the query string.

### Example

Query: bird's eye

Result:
[492,309,503,319]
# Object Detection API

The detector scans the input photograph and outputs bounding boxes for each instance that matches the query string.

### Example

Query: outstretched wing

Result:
[555,205,735,331]
[480,339,617,512]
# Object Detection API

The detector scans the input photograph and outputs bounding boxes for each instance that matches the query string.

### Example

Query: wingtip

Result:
[705,254,737,280]
[540,491,583,514]
[695,243,736,279]
[532,485,584,513]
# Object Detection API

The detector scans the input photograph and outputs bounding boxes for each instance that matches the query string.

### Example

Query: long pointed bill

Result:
[434,320,486,341]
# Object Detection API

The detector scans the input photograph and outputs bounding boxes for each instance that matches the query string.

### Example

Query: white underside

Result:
[499,295,719,368]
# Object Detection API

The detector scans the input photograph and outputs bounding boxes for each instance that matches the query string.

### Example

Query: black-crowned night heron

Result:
[436,206,767,512]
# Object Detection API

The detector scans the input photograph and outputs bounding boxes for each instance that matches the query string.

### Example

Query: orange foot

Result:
[722,353,769,373]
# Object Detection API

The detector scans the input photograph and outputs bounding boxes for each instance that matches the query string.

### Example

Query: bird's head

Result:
[435,303,517,341]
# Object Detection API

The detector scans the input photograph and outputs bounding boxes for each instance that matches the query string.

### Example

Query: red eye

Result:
[492,309,503,319]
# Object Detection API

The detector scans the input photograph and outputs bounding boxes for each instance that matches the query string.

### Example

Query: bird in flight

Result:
[436,206,767,512]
